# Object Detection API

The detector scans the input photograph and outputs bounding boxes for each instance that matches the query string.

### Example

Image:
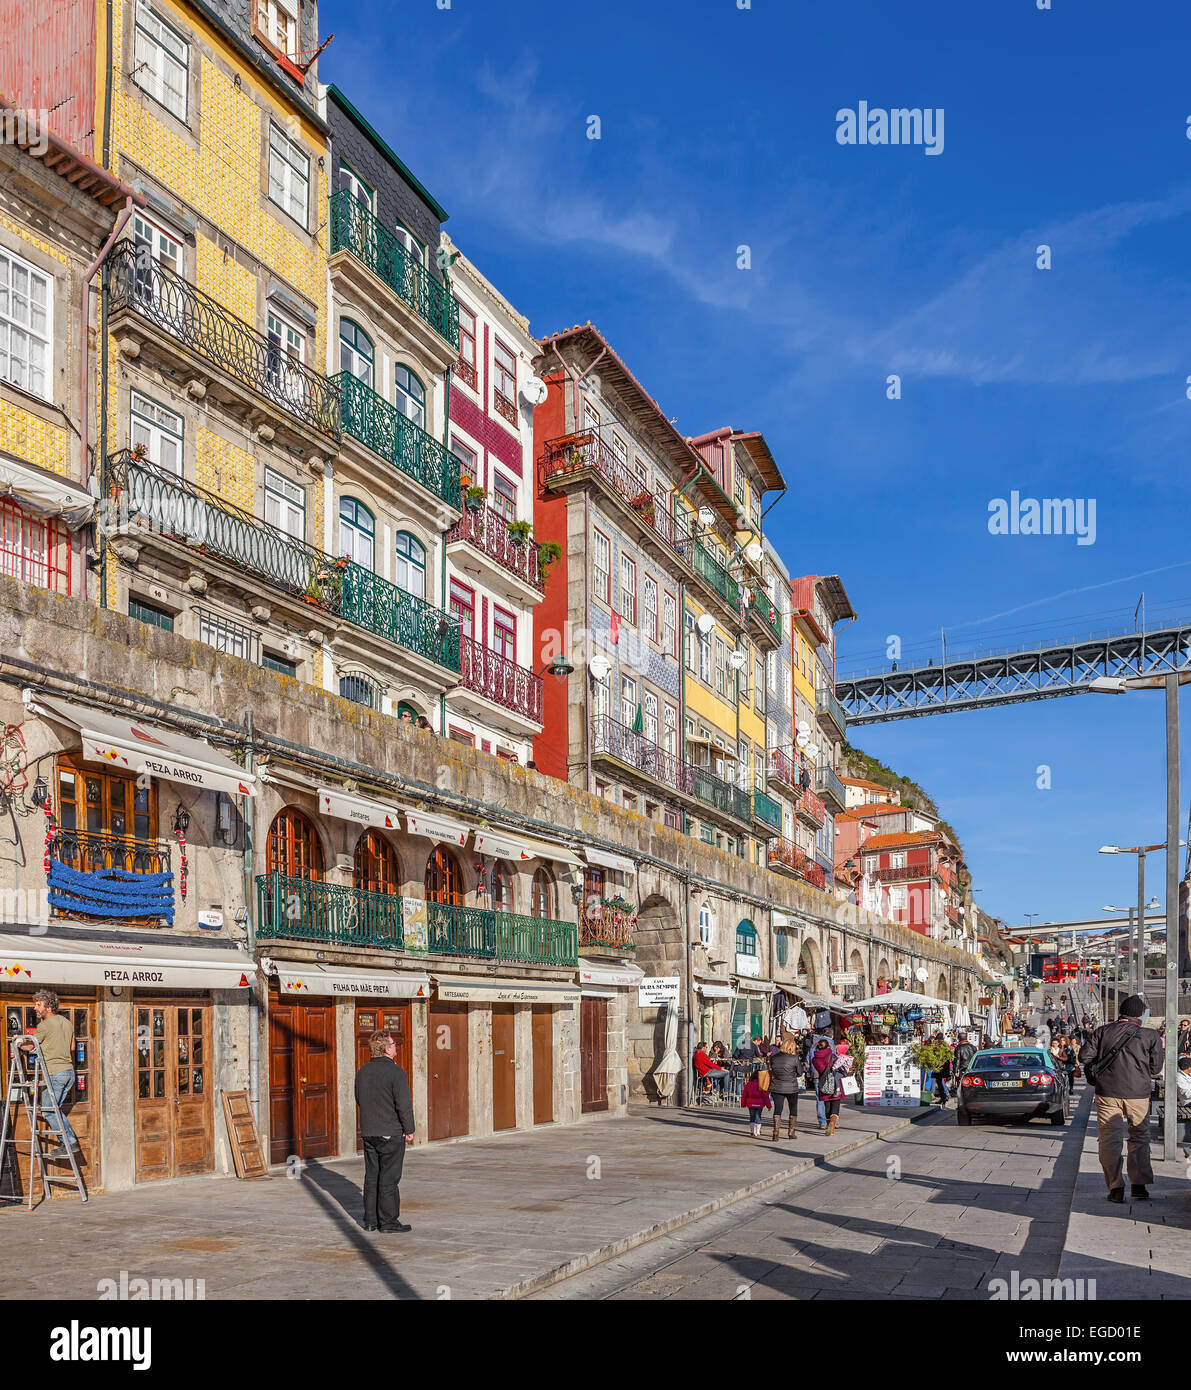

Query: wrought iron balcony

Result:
[49,829,173,925]
[495,912,578,966]
[814,765,846,812]
[768,837,827,889]
[767,747,802,794]
[336,372,461,509]
[447,500,545,593]
[690,763,751,824]
[591,713,691,794]
[257,873,404,949]
[746,591,783,646]
[752,787,783,833]
[106,451,460,674]
[690,538,740,613]
[106,242,340,439]
[579,900,637,953]
[816,686,848,738]
[329,191,459,349]
[795,788,826,826]
[868,863,930,884]
[457,636,542,723]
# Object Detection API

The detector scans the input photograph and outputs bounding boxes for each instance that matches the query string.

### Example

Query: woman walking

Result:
[740,1067,773,1138]
[812,1039,854,1136]
[767,1036,805,1141]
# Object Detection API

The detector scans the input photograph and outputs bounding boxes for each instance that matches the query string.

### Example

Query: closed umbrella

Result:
[652,1003,682,1100]
[984,1003,1001,1045]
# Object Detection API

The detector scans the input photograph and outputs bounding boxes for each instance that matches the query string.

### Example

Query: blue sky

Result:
[322,0,1191,930]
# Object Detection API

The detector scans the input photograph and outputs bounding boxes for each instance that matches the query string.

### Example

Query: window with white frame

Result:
[619,554,637,624]
[256,0,298,57]
[491,471,517,522]
[0,250,50,400]
[493,337,516,412]
[643,575,658,641]
[643,690,658,745]
[592,529,610,605]
[698,902,714,947]
[338,319,373,386]
[263,467,304,540]
[451,437,477,488]
[268,122,309,225]
[395,532,427,598]
[684,611,695,671]
[663,591,677,657]
[492,607,516,661]
[755,657,765,715]
[699,626,711,684]
[456,302,477,387]
[133,0,189,120]
[200,609,255,660]
[393,363,425,428]
[266,305,306,403]
[621,675,637,730]
[130,391,183,475]
[592,666,610,719]
[888,851,907,870]
[663,702,677,757]
[582,397,600,436]
[394,220,425,265]
[610,431,629,475]
[338,162,374,210]
[714,638,727,696]
[338,497,374,570]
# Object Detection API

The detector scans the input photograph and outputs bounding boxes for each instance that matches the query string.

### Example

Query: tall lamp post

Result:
[1100,843,1168,995]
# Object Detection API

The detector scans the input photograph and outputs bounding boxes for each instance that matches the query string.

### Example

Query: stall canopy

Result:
[473,825,585,867]
[264,959,428,998]
[402,808,468,846]
[0,455,95,528]
[0,934,254,989]
[695,981,734,999]
[318,785,401,830]
[847,990,949,1010]
[28,692,257,797]
[577,959,644,988]
[433,975,580,1005]
[582,846,636,876]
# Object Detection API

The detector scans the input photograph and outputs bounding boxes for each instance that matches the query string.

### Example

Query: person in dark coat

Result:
[767,1036,805,1141]
[1079,995,1164,1203]
[355,1030,416,1232]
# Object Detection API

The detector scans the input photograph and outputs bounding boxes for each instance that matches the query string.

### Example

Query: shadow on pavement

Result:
[300,1161,420,1300]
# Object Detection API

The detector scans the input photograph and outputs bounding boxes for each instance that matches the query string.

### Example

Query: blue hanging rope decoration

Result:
[47,858,175,924]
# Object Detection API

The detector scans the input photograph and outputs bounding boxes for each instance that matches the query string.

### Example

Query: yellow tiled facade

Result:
[195,428,253,511]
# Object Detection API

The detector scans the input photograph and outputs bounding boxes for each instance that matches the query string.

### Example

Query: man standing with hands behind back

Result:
[354,1030,415,1233]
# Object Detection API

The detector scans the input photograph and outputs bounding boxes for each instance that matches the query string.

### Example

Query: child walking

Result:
[740,1066,772,1138]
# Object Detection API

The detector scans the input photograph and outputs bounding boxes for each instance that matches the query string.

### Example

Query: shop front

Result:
[578,958,642,1113]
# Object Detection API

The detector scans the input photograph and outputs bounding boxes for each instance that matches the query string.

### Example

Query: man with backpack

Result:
[1079,995,1164,1203]
[953,1032,978,1084]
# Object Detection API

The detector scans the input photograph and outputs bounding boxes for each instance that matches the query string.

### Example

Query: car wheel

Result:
[956,1109,971,1126]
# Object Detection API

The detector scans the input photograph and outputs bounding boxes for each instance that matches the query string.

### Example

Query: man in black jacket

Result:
[1079,995,1164,1203]
[355,1031,416,1233]
[953,1033,977,1082]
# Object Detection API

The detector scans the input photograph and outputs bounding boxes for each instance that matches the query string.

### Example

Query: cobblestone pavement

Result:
[535,1086,1098,1300]
[0,1100,938,1301]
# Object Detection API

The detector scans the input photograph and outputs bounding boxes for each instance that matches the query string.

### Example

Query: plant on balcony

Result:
[628,490,655,525]
[506,519,533,546]
[537,541,562,578]
[464,485,487,512]
[601,894,635,917]
[566,445,589,469]
[130,441,148,462]
[302,555,348,609]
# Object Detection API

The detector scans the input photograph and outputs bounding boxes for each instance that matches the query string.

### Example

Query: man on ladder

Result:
[18,990,80,1158]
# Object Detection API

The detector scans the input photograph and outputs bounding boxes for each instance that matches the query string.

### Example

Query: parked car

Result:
[956,1047,1070,1127]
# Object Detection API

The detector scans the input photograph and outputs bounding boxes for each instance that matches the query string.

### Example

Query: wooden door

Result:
[1,996,99,1199]
[354,1000,410,1152]
[491,1005,517,1131]
[531,1006,554,1125]
[580,997,608,1113]
[133,999,213,1183]
[427,1002,468,1141]
[267,994,338,1164]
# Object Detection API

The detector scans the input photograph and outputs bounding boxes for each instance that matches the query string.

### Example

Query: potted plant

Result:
[506,519,533,546]
[911,1037,952,1105]
[628,490,655,525]
[537,540,562,579]
[464,485,487,513]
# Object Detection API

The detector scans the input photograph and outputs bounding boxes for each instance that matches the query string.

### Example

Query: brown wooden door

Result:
[580,997,608,1113]
[492,1005,517,1131]
[1,997,99,1199]
[354,1001,410,1152]
[531,1006,554,1125]
[133,999,213,1183]
[267,993,338,1164]
[427,1002,469,1141]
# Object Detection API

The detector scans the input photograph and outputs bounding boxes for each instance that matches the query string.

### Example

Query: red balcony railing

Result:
[579,900,637,952]
[768,837,827,889]
[869,863,933,884]
[447,501,545,594]
[790,576,829,645]
[457,636,543,723]
[767,747,800,793]
[795,788,826,826]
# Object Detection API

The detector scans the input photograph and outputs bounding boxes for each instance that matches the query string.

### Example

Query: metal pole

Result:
[1163,673,1180,1162]
[1136,850,1146,999]
[1126,908,1135,997]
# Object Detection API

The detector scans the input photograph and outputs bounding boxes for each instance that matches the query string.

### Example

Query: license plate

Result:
[988,1080,1020,1088]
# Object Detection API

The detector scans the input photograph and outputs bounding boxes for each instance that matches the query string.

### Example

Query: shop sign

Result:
[831,971,858,985]
[735,953,761,978]
[863,1044,921,1107]
[638,976,680,1006]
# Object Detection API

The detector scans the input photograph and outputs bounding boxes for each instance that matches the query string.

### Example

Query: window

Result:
[736,919,758,957]
[393,363,425,428]
[394,220,425,265]
[610,432,629,474]
[449,579,474,639]
[267,808,323,879]
[492,607,515,660]
[592,529,610,605]
[262,651,297,677]
[0,248,51,399]
[338,162,374,210]
[714,638,727,696]
[734,470,746,508]
[268,122,309,225]
[643,691,658,745]
[768,649,777,691]
[889,851,907,869]
[425,846,463,904]
[338,320,373,386]
[663,592,677,657]
[776,930,789,967]
[643,576,658,641]
[491,862,513,911]
[621,676,637,731]
[131,214,181,314]
[264,467,304,540]
[128,596,173,631]
[591,665,610,719]
[354,830,399,896]
[755,658,766,715]
[491,471,517,522]
[890,886,908,911]
[619,555,637,625]
[582,397,600,437]
[698,626,711,684]
[452,437,477,488]
[531,867,555,919]
[133,0,188,120]
[698,902,713,947]
[663,703,677,758]
[339,673,376,707]
[255,0,297,57]
[199,608,258,660]
[338,497,374,570]
[456,303,477,388]
[391,530,425,597]
[493,337,516,416]
[266,307,306,402]
[57,755,155,846]
[130,391,183,475]
[684,612,695,671]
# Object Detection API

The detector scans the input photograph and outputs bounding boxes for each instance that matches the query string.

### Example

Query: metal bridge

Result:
[836,620,1191,725]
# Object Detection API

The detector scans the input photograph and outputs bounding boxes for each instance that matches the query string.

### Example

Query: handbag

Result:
[841,1074,860,1096]
[1085,1030,1133,1088]
[758,1068,771,1092]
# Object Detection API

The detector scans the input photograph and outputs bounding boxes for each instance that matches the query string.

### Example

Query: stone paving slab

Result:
[0,1100,938,1301]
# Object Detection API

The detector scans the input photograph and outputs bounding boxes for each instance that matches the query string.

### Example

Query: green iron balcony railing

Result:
[752,788,783,832]
[107,451,460,674]
[816,686,848,737]
[747,591,783,646]
[257,873,404,949]
[106,242,340,439]
[329,190,460,349]
[335,371,462,510]
[690,763,751,824]
[815,765,846,810]
[691,539,740,612]
[495,912,578,966]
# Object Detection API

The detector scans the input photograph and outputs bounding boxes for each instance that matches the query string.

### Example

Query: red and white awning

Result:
[318,786,402,830]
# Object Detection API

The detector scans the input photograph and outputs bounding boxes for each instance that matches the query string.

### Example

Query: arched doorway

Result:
[849,948,867,997]
[267,807,323,879]
[936,972,949,1002]
[352,830,400,945]
[632,893,683,1106]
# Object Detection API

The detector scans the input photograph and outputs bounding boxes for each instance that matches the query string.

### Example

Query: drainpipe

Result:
[682,872,694,1107]
[243,710,261,1131]
[439,263,454,736]
[584,487,593,794]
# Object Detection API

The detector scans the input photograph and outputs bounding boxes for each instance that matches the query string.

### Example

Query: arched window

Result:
[396,700,421,723]
[425,846,463,904]
[394,220,425,265]
[491,862,513,912]
[339,672,377,708]
[394,532,426,598]
[698,902,713,947]
[338,319,373,386]
[354,830,399,895]
[735,919,758,957]
[266,808,323,880]
[775,929,789,967]
[394,364,425,428]
[338,497,374,569]
[531,867,555,919]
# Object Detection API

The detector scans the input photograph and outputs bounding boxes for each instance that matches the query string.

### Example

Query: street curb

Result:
[498,1105,948,1301]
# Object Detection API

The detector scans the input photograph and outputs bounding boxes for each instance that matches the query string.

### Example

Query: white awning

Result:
[402,809,469,847]
[28,692,257,797]
[258,762,320,792]
[432,974,580,1004]
[583,846,636,875]
[264,959,428,998]
[577,958,644,987]
[472,824,585,867]
[0,934,254,989]
[318,786,402,831]
[0,454,95,529]
[695,981,734,999]
[473,827,530,860]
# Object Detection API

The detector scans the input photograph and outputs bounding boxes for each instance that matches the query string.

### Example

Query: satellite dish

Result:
[745,540,763,564]
[697,507,715,527]
[795,733,809,749]
[728,649,747,671]
[915,967,929,983]
[797,719,811,737]
[696,613,716,636]
[589,653,612,682]
[520,375,547,407]
[806,743,819,760]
